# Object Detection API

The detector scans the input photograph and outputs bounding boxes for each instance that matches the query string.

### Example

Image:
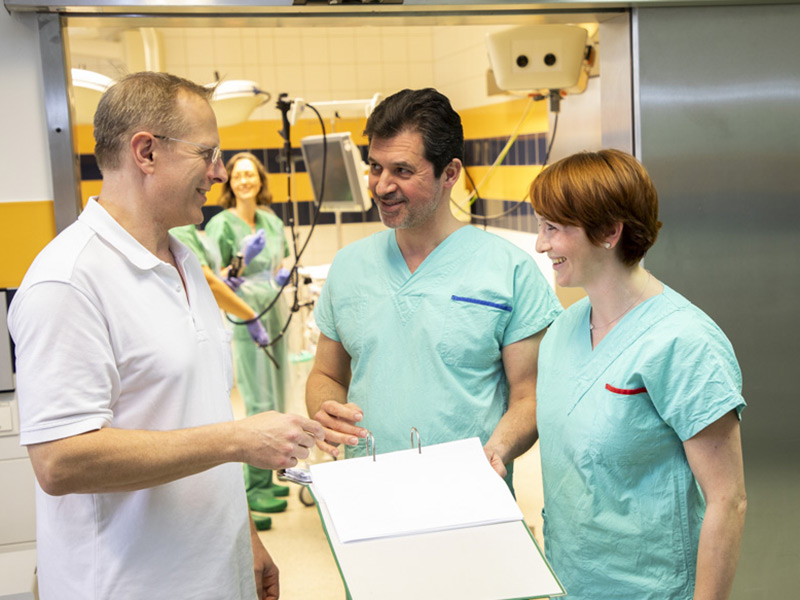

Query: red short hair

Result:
[529,149,662,266]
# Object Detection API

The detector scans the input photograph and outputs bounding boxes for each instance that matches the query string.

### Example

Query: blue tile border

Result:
[79,132,544,232]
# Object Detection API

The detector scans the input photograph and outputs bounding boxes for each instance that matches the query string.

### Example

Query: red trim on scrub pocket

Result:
[605,383,647,395]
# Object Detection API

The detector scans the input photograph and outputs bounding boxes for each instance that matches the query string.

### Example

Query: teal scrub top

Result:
[537,284,745,600]
[315,226,562,471]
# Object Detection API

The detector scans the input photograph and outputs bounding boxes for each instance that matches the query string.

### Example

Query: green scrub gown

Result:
[205,208,290,505]
[537,284,745,599]
[170,224,219,269]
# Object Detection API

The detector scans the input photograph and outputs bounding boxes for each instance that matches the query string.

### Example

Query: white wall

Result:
[72,24,514,117]
[0,9,51,205]
[0,10,44,597]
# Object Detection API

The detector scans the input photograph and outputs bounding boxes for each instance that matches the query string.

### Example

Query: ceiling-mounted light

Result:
[206,80,271,128]
[287,93,383,125]
[486,25,589,93]
[71,68,114,125]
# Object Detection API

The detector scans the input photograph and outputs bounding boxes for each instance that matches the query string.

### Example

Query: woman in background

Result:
[530,149,746,599]
[206,152,291,516]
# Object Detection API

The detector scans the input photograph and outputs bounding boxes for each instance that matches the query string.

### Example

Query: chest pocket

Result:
[589,382,669,466]
[436,295,509,369]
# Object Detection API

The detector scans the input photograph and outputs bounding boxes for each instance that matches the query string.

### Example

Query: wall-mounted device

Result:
[0,289,14,394]
[300,132,371,213]
[486,24,589,92]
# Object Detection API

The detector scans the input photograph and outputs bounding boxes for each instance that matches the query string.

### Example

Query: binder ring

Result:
[410,427,421,454]
[365,430,376,462]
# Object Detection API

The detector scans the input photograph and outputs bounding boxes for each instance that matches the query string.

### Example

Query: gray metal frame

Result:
[6,0,800,13]
[38,13,83,233]
[5,0,799,597]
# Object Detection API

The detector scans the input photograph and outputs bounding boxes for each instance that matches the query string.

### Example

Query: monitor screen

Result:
[301,132,371,213]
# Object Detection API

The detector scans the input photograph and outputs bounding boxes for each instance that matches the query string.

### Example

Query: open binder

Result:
[306,433,566,600]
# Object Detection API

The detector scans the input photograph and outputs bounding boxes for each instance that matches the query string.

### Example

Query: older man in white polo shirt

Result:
[8,71,323,600]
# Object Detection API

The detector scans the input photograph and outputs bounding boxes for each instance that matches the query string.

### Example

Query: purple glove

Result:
[246,320,270,347]
[223,275,245,292]
[274,267,291,287]
[242,229,266,265]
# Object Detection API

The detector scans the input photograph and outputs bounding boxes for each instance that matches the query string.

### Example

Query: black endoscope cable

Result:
[224,99,329,367]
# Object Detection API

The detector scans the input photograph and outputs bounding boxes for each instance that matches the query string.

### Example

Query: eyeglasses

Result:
[153,134,222,165]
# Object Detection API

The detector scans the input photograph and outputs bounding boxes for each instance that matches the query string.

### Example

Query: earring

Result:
[604,242,611,249]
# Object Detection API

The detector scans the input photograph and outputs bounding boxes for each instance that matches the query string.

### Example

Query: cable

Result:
[459,95,538,209]
[461,166,484,206]
[458,167,487,229]
[456,102,560,224]
[543,110,559,166]
[224,100,331,359]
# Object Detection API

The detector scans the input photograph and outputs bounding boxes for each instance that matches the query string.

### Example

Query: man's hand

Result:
[483,446,508,479]
[311,401,368,458]
[238,412,325,470]
[251,520,280,600]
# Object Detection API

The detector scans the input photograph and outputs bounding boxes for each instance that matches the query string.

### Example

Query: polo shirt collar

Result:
[80,197,183,271]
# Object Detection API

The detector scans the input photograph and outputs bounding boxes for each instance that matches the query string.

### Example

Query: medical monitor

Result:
[301,132,371,213]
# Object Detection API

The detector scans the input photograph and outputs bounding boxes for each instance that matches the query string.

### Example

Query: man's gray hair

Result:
[93,71,213,173]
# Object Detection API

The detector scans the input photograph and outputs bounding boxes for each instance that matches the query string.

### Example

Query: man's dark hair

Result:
[364,88,463,178]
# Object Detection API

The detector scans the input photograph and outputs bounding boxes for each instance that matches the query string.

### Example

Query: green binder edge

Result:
[310,486,354,600]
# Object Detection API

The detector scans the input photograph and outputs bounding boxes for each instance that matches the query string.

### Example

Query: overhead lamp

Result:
[70,68,114,125]
[287,93,383,125]
[206,80,271,128]
[486,25,589,93]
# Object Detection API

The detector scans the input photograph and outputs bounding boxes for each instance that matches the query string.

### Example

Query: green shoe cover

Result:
[252,514,272,531]
[248,492,288,514]
[271,482,290,497]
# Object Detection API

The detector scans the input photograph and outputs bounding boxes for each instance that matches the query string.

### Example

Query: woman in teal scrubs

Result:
[206,152,291,516]
[530,150,747,599]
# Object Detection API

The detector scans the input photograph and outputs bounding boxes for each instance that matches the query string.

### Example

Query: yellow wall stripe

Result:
[0,201,56,288]
[463,165,543,204]
[5,99,546,287]
[461,97,548,139]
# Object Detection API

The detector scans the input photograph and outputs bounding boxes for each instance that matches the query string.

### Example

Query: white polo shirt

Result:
[9,198,256,600]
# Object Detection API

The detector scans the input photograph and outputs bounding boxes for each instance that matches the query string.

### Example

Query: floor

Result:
[231,338,546,599]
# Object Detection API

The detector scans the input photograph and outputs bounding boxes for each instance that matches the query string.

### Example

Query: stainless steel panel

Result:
[599,13,633,152]
[39,13,82,232]
[636,5,800,597]
[5,0,800,14]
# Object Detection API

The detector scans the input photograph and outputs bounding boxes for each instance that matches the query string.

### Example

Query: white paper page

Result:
[312,489,566,600]
[309,437,523,543]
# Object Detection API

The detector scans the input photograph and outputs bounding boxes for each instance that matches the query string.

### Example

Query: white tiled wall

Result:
[71,24,511,114]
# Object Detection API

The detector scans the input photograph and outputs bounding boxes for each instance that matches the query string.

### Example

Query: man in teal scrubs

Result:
[306,88,561,486]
